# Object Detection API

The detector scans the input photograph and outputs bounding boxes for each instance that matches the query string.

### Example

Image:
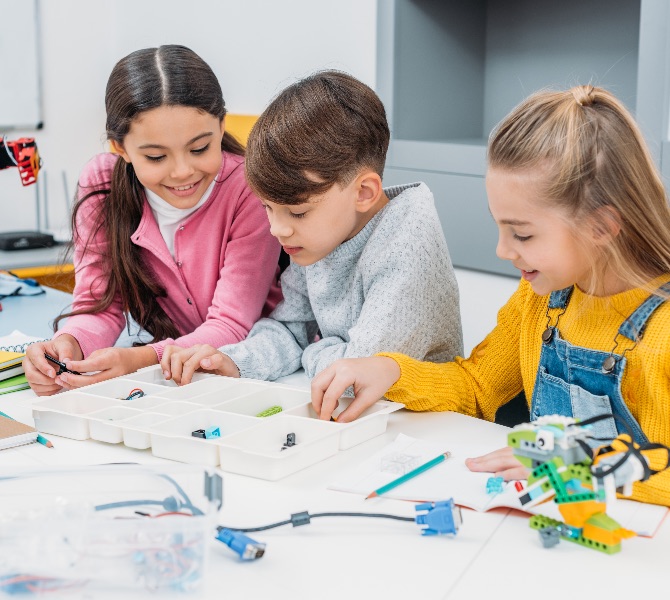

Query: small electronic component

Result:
[280,433,296,451]
[256,405,283,417]
[215,528,266,560]
[415,499,462,536]
[120,388,145,401]
[44,353,81,376]
[192,427,221,439]
[204,426,220,439]
[485,476,504,495]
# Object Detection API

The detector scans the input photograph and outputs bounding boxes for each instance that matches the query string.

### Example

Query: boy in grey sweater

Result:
[161,71,462,384]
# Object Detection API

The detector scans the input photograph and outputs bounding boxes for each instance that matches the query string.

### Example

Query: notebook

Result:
[0,350,25,382]
[0,374,30,395]
[0,330,45,353]
[0,415,38,450]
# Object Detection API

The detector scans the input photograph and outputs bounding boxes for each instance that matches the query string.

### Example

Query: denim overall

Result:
[530,284,670,445]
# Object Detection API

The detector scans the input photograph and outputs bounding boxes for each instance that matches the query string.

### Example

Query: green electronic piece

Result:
[256,405,283,418]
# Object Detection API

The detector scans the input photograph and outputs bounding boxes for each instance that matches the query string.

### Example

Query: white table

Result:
[1,380,668,600]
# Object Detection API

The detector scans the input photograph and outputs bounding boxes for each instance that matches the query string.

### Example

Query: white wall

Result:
[0,0,377,237]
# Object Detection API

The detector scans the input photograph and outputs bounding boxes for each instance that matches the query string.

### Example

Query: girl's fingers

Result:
[57,371,105,389]
[180,348,215,385]
[465,446,528,480]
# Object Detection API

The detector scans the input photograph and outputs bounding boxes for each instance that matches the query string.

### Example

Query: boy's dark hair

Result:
[245,70,390,204]
[55,45,244,341]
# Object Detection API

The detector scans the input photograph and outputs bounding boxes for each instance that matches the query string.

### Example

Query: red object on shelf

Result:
[0,137,42,186]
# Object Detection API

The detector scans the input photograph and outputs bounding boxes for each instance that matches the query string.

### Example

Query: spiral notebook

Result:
[0,330,45,353]
[0,415,38,450]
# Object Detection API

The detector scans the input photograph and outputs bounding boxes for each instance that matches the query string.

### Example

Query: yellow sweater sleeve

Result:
[376,276,670,506]
[377,280,532,422]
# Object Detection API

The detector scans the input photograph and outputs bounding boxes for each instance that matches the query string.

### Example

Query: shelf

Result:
[378,0,670,276]
[386,0,641,144]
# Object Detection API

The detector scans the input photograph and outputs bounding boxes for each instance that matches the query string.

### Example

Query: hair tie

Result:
[572,85,595,107]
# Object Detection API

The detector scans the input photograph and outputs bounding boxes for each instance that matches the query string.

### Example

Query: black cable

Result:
[218,510,415,533]
[312,511,414,522]
[580,412,637,478]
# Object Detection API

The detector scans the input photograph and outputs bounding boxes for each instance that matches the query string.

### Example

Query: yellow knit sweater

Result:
[379,278,670,506]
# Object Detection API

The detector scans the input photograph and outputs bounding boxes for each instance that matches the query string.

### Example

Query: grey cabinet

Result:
[378,0,670,276]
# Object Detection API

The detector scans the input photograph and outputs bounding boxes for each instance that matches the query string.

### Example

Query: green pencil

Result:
[366,451,451,499]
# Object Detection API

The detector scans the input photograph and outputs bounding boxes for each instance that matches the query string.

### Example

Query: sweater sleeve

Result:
[299,212,463,378]
[378,281,529,421]
[219,263,319,380]
[149,187,281,361]
[53,155,128,357]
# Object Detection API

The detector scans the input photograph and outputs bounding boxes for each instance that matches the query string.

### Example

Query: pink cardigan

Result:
[55,152,282,361]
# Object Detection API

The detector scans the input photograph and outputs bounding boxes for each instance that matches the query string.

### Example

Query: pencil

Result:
[365,451,451,499]
[0,409,54,448]
[36,434,54,448]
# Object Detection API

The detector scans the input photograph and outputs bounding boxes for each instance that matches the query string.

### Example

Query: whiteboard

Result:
[0,0,41,130]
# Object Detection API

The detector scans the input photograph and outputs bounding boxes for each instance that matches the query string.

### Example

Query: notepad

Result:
[329,433,669,537]
[0,415,38,450]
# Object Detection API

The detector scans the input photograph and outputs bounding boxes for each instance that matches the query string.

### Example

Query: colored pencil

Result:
[365,451,451,499]
[36,434,54,448]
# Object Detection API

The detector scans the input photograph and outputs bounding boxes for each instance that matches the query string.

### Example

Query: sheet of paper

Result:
[329,433,668,537]
[329,433,521,511]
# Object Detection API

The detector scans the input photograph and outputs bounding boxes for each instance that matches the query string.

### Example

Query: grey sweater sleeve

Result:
[219,264,319,380]
[221,182,462,383]
[300,195,462,378]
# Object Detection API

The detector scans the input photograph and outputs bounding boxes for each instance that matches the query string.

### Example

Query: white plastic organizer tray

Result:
[31,365,403,480]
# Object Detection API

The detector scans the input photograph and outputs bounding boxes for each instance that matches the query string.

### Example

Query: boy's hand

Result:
[465,446,529,481]
[59,346,158,389]
[311,357,401,422]
[161,344,240,385]
[23,335,83,396]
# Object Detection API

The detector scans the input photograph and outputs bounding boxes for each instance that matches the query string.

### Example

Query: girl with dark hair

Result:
[24,45,281,395]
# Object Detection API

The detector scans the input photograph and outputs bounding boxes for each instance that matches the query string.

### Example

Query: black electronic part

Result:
[44,353,81,376]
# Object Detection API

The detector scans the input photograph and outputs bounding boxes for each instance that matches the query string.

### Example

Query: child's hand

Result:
[59,346,158,389]
[23,335,83,396]
[311,357,401,422]
[465,446,529,481]
[161,344,240,385]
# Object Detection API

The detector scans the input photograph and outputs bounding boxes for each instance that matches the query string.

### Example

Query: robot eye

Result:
[536,430,555,451]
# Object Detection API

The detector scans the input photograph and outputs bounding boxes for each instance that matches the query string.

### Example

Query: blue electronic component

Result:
[414,499,462,536]
[204,426,220,439]
[486,476,504,495]
[215,528,266,560]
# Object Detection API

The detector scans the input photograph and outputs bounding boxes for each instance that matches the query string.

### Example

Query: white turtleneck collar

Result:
[145,179,216,257]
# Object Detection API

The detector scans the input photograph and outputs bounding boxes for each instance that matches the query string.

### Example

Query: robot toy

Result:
[508,414,670,554]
